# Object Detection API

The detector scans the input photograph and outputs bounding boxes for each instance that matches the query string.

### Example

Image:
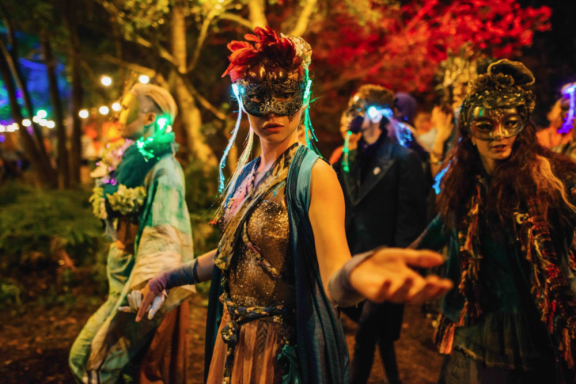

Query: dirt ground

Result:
[0,294,443,383]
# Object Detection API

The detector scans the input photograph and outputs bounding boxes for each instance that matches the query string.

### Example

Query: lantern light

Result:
[101,76,112,86]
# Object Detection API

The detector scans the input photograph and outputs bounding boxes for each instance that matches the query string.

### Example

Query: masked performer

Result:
[69,84,194,384]
[123,27,452,384]
[414,59,576,384]
[334,85,429,384]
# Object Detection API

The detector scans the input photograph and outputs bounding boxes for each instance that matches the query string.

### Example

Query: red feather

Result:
[222,26,302,82]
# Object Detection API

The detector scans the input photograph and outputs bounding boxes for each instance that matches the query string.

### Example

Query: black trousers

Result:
[348,301,404,384]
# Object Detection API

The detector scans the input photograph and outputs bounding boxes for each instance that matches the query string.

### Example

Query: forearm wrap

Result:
[148,259,199,295]
[328,249,377,307]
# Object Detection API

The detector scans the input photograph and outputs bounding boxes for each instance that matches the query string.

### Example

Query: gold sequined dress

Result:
[207,146,298,384]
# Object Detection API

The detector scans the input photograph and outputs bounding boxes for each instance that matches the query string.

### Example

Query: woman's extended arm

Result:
[309,161,452,307]
[128,249,217,321]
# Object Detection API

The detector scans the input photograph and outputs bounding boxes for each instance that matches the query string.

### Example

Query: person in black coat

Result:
[333,85,429,384]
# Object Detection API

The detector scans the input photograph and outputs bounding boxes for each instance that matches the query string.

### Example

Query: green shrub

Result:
[0,182,109,271]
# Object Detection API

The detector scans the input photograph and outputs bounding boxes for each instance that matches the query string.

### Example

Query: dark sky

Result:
[519,0,576,125]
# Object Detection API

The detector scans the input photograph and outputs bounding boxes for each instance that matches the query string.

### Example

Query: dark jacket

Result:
[334,136,429,254]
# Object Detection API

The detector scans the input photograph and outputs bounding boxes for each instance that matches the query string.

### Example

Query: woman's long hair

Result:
[437,120,576,230]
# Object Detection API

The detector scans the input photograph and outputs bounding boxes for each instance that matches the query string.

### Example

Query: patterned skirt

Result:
[207,311,286,384]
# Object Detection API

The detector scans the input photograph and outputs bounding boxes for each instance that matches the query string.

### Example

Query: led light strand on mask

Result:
[342,131,352,173]
[136,113,174,161]
[219,84,244,194]
[560,84,576,134]
[367,106,394,120]
[302,74,320,154]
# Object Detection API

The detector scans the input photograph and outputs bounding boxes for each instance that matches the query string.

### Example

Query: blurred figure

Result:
[414,111,433,136]
[333,84,429,384]
[329,111,361,165]
[537,99,569,148]
[394,92,417,126]
[69,84,194,384]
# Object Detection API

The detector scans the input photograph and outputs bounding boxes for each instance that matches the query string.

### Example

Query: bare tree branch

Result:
[248,0,267,28]
[290,0,318,37]
[178,73,226,120]
[219,13,254,30]
[186,9,217,73]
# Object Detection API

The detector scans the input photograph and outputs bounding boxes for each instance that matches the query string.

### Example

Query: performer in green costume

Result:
[69,84,194,384]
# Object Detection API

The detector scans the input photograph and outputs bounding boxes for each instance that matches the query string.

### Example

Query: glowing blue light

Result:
[433,162,451,195]
[367,106,379,119]
[367,106,394,120]
[560,83,576,134]
[232,84,241,98]
[304,80,312,102]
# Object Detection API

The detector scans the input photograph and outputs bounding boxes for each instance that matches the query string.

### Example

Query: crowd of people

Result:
[6,25,572,384]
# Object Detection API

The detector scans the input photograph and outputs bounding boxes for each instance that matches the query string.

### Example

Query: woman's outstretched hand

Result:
[118,283,166,322]
[349,248,453,304]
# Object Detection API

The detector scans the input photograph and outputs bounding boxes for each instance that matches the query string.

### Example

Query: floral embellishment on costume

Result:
[89,187,107,220]
[90,139,133,180]
[106,185,147,217]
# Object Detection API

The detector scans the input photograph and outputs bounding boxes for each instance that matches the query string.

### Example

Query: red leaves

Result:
[312,0,551,93]
[222,26,300,82]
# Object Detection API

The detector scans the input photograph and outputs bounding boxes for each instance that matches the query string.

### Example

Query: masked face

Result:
[469,107,524,141]
[345,97,393,133]
[236,77,306,118]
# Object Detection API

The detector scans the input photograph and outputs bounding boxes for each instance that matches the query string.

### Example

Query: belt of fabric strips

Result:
[219,291,292,384]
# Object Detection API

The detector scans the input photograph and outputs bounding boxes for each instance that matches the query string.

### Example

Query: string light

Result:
[79,109,89,119]
[37,110,48,118]
[22,119,31,127]
[39,119,47,127]
[139,75,150,84]
[101,76,112,86]
[0,126,4,132]
[112,102,121,111]
[99,106,110,115]
[33,116,40,123]
[47,121,56,129]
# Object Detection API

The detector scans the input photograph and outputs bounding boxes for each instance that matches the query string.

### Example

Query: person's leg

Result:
[350,302,380,384]
[377,339,400,384]
[69,297,117,383]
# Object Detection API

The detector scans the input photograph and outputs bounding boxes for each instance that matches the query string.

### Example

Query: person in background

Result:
[329,111,361,165]
[537,99,569,148]
[394,92,417,127]
[334,84,429,384]
[69,84,194,384]
[414,111,433,137]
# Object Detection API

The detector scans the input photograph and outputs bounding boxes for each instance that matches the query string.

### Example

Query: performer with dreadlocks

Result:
[123,27,452,384]
[69,84,194,383]
[414,59,576,383]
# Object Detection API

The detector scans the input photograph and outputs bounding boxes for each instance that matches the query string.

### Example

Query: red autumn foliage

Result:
[311,0,551,94]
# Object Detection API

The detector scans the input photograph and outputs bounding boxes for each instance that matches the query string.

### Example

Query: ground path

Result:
[0,294,443,383]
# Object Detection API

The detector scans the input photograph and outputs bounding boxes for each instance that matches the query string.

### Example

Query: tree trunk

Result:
[248,0,268,28]
[64,3,83,188]
[171,4,217,167]
[42,37,69,189]
[0,53,56,187]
